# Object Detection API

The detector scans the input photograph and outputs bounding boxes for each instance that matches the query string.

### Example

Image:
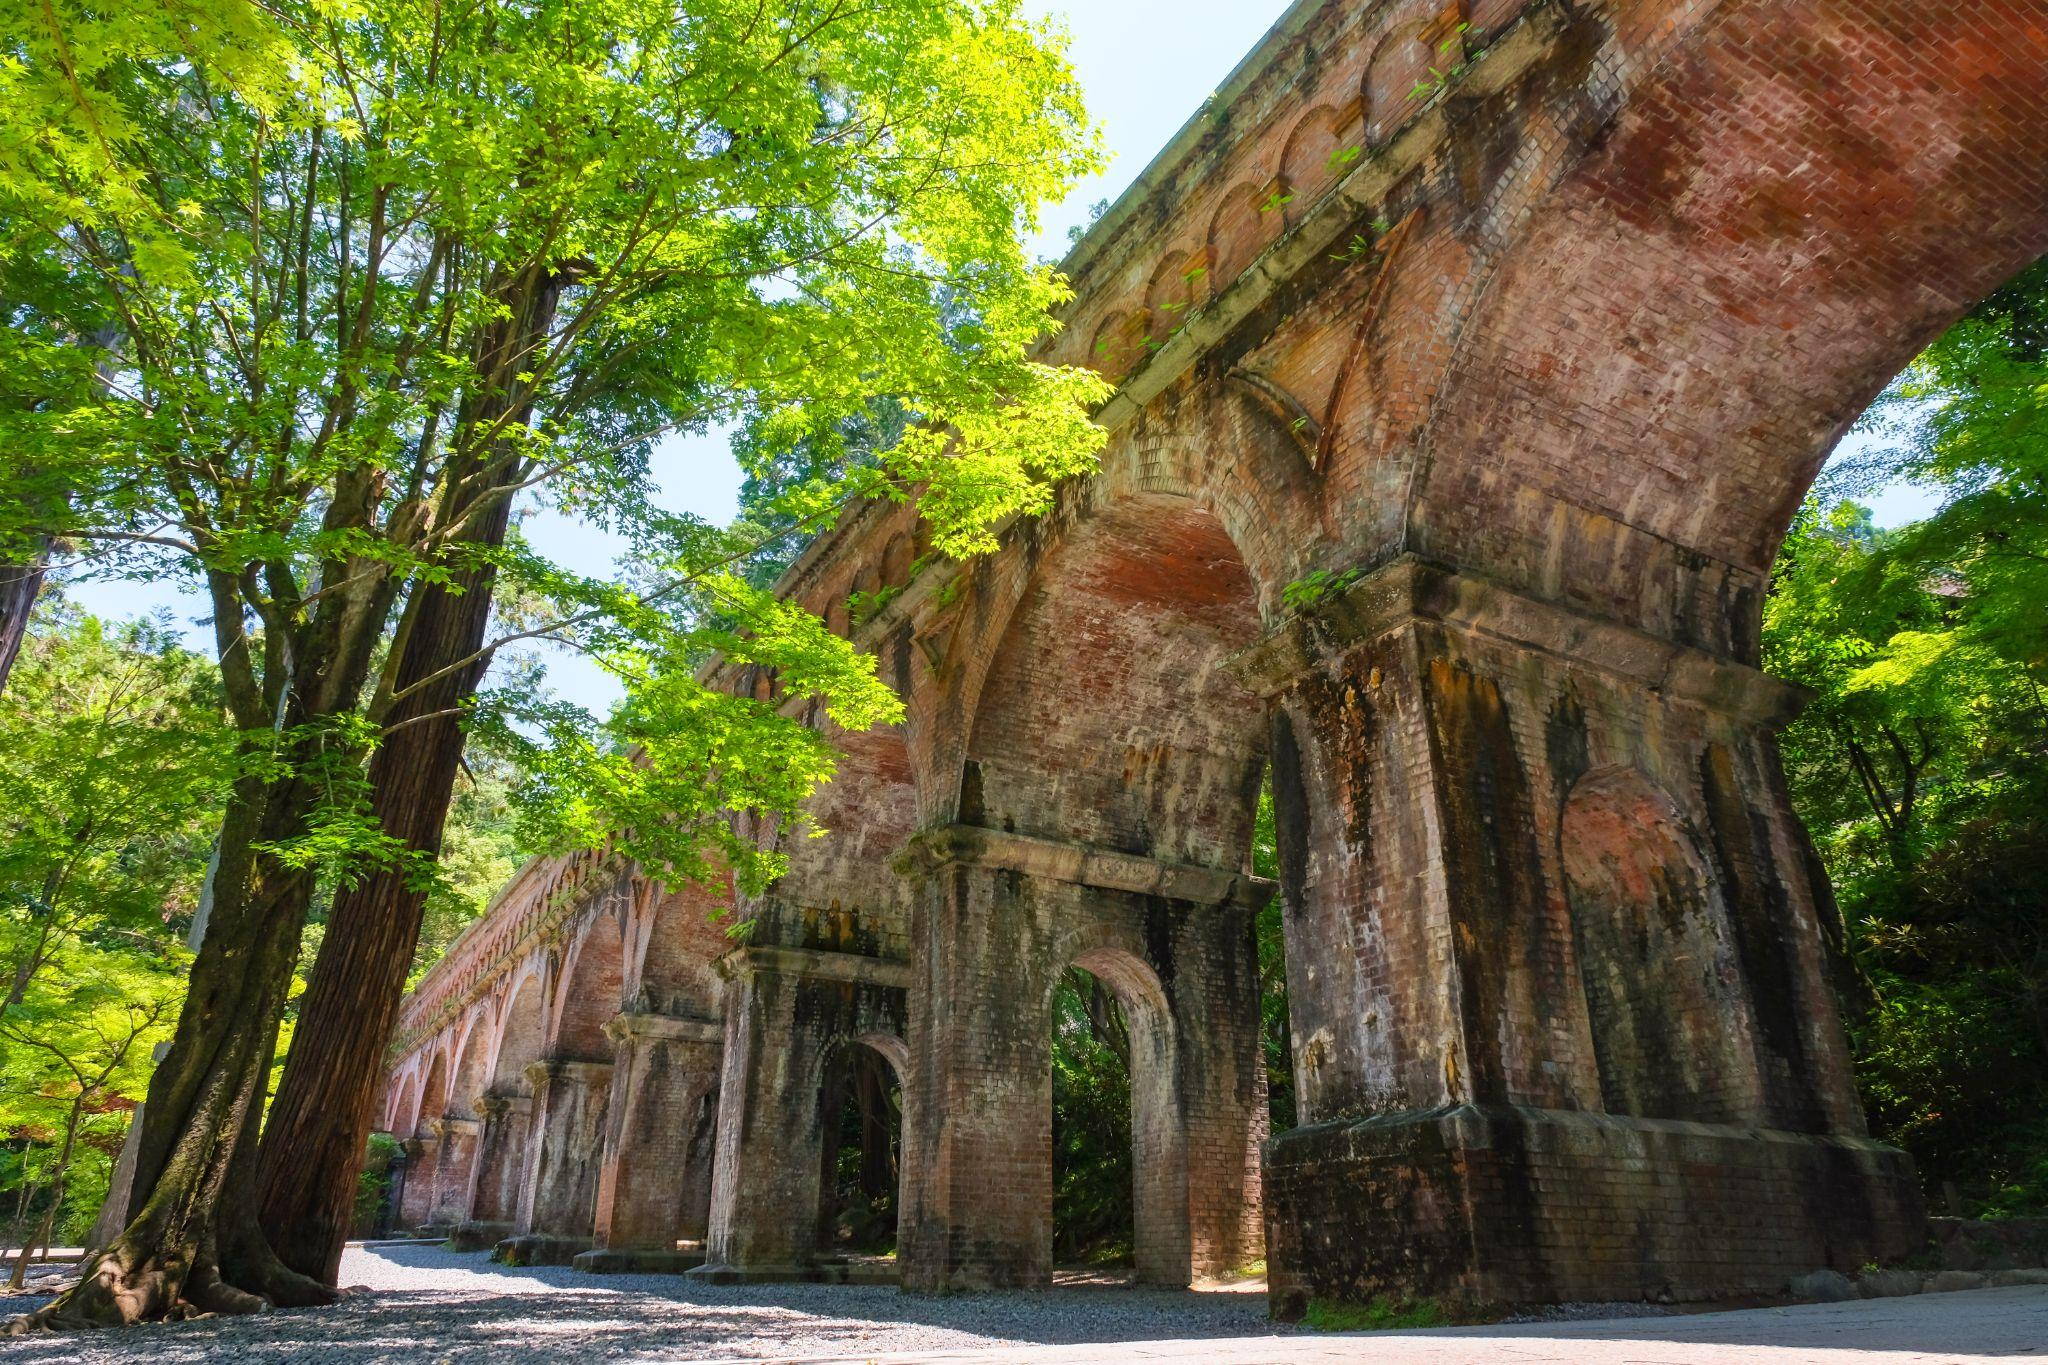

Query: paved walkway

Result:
[1,1243,2041,1362]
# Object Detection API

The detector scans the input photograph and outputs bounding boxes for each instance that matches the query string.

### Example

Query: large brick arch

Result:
[491,964,546,1094]
[904,382,1319,827]
[551,903,626,1060]
[628,872,732,1018]
[380,0,2048,1306]
[446,1003,494,1119]
[959,491,1268,869]
[413,1048,449,1136]
[1407,0,2048,657]
[387,1070,420,1136]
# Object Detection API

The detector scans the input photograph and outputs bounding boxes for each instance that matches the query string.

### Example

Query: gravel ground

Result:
[0,1242,1292,1362]
[4,1245,2043,1363]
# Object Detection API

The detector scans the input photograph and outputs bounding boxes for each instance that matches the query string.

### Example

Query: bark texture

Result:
[13,761,333,1330]
[0,552,46,697]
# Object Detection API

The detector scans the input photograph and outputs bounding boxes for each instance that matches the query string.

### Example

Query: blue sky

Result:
[61,0,1937,712]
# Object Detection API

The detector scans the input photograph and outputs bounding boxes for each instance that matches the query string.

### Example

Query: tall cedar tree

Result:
[0,0,1104,1328]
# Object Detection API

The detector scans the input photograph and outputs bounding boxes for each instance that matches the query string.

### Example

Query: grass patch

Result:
[1303,1295,1451,1332]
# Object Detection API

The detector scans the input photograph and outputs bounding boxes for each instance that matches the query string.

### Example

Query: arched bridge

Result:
[383,0,2048,1308]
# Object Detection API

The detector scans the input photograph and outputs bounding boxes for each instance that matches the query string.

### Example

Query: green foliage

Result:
[1766,256,2048,1218]
[0,601,228,1256]
[1050,968,1133,1264]
[0,599,226,1014]
[1281,567,1362,614]
[1253,777,1294,1132]
[353,1131,405,1236]
[407,746,526,987]
[0,0,1112,921]
[1304,1296,1452,1332]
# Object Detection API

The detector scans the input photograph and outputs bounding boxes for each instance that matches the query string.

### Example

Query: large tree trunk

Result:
[12,759,335,1330]
[253,264,565,1286]
[253,508,513,1283]
[0,550,45,696]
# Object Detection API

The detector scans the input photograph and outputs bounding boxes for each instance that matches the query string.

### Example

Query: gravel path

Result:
[2,1244,2043,1362]
[0,1243,1289,1361]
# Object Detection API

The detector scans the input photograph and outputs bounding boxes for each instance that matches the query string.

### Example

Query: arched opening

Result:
[1048,948,1187,1285]
[553,910,625,1060]
[814,1036,904,1262]
[926,489,1272,1289]
[962,492,1269,866]
[414,1050,449,1136]
[492,970,545,1095]
[447,1010,493,1119]
[466,970,546,1230]
[390,1072,420,1136]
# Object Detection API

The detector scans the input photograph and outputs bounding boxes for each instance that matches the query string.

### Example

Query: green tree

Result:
[1766,256,2048,1218]
[0,600,230,1013]
[2,951,184,1288]
[0,602,215,1286]
[2,0,1104,1324]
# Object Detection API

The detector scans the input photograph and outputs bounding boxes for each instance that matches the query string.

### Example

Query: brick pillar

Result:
[464,1093,532,1236]
[397,1133,441,1231]
[514,1058,614,1244]
[896,829,1266,1292]
[427,1117,481,1229]
[1239,556,1924,1310]
[590,1012,723,1252]
[695,963,832,1278]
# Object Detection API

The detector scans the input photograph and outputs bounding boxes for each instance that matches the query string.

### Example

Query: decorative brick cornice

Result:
[771,3,1571,656]
[525,1058,613,1088]
[389,848,631,1060]
[895,825,1274,912]
[603,1011,724,1047]
[714,944,914,992]
[1228,554,1807,728]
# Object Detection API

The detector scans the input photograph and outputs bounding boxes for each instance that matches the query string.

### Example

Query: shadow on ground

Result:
[1,1244,2043,1363]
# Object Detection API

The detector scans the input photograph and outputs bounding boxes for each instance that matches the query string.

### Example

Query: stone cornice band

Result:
[1229,554,1807,729]
[896,825,1275,912]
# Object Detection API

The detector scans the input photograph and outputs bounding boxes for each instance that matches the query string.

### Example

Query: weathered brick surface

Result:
[373,0,2048,1307]
[1263,1103,1925,1313]
[698,957,909,1277]
[592,1017,722,1251]
[896,857,1267,1291]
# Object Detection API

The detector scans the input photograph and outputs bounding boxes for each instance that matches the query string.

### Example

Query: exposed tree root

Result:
[2,1244,287,1333]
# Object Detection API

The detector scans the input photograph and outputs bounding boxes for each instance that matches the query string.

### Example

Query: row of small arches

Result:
[1082,0,1519,382]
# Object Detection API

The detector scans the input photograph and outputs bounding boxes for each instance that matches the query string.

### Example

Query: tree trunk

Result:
[252,526,510,1282]
[12,759,335,1330]
[0,549,45,697]
[253,265,565,1287]
[8,1098,82,1291]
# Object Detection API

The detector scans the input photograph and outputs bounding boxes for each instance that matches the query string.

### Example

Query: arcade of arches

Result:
[378,0,2048,1311]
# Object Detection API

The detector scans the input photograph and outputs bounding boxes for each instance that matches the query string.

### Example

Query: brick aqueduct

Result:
[379,0,2048,1310]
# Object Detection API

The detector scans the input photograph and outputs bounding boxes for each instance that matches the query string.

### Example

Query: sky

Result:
[59,0,1940,712]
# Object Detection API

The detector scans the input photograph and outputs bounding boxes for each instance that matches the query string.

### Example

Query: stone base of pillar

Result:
[449,1220,513,1252]
[687,1256,898,1286]
[493,1233,593,1266]
[1263,1104,1926,1316]
[572,1246,707,1275]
